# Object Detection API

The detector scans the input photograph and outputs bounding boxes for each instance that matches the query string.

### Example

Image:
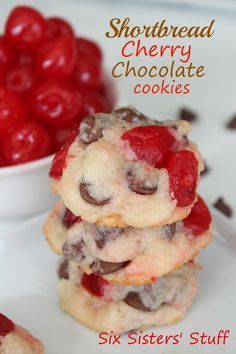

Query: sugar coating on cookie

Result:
[44,198,211,285]
[0,313,44,354]
[58,263,197,334]
[50,107,204,228]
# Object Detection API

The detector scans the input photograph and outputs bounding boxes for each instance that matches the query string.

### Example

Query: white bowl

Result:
[0,155,58,220]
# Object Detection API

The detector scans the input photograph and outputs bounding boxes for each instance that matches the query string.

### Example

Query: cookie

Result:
[49,107,204,228]
[58,263,197,334]
[0,313,44,354]
[44,200,73,255]
[44,196,212,285]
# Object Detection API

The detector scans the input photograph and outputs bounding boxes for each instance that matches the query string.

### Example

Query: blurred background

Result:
[0,0,236,229]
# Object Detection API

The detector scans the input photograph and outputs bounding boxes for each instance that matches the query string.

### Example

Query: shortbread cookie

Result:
[49,107,204,228]
[58,263,197,334]
[45,196,212,285]
[0,313,44,354]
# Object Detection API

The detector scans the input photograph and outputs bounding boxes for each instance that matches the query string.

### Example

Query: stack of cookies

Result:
[44,107,212,334]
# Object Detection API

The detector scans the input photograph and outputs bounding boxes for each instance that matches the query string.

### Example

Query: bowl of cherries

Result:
[0,5,115,219]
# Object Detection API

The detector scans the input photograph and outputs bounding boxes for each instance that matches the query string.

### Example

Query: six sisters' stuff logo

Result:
[98,330,231,346]
[106,17,215,95]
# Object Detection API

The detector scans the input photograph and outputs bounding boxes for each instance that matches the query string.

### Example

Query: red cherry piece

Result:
[73,57,101,89]
[5,6,46,52]
[81,273,108,297]
[0,86,26,135]
[122,126,178,168]
[36,36,77,79]
[62,208,82,228]
[5,65,36,95]
[46,17,74,40]
[80,92,109,117]
[49,127,78,179]
[0,37,14,73]
[76,37,102,64]
[167,150,198,207]
[3,121,51,165]
[183,196,212,236]
[30,80,82,127]
[0,313,15,337]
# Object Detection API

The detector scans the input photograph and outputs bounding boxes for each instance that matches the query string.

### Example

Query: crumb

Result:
[226,115,236,129]
[201,161,210,176]
[179,108,197,123]
[213,197,232,218]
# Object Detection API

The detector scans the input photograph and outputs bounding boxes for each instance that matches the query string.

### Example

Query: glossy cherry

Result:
[183,196,211,236]
[46,17,74,40]
[0,37,14,75]
[0,86,26,135]
[62,208,82,228]
[167,150,198,207]
[76,37,102,64]
[122,126,178,168]
[80,92,108,117]
[0,5,111,169]
[35,36,77,79]
[30,79,82,127]
[0,313,15,337]
[81,273,108,297]
[51,126,73,150]
[51,120,81,150]
[16,52,34,66]
[97,83,114,111]
[3,121,51,165]
[73,57,101,89]
[49,127,78,179]
[5,65,36,95]
[5,6,46,52]
[0,148,8,167]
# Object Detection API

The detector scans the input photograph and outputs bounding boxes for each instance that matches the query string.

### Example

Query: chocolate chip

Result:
[62,239,85,261]
[80,114,103,143]
[91,260,129,275]
[57,258,69,280]
[62,208,81,229]
[213,197,232,218]
[163,223,176,240]
[95,226,123,248]
[115,107,147,123]
[179,108,197,123]
[124,292,152,312]
[79,182,110,206]
[126,171,157,195]
[226,115,236,129]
